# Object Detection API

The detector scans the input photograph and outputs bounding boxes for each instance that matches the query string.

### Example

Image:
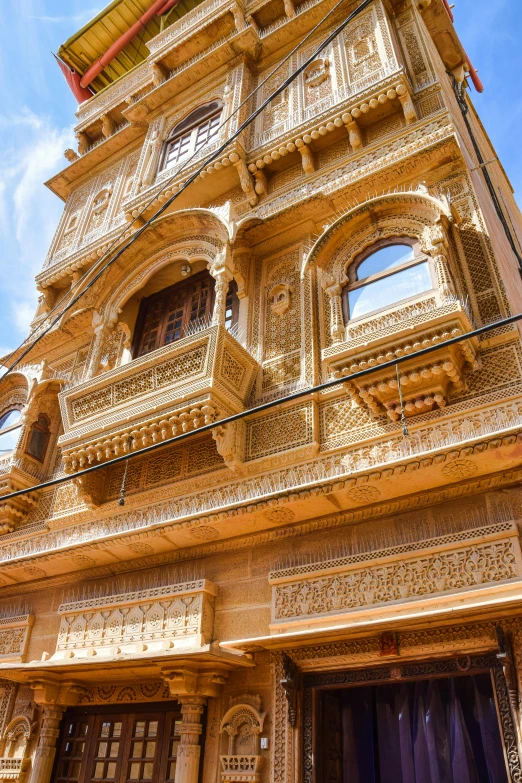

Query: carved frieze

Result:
[0,616,33,663]
[269,521,522,632]
[52,579,217,660]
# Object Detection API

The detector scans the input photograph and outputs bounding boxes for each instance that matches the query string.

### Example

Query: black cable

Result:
[1,0,372,381]
[447,71,522,275]
[1,309,521,504]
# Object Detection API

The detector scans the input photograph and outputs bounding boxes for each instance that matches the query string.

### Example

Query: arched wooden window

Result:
[343,238,434,321]
[132,271,239,358]
[26,414,51,462]
[0,409,22,453]
[160,101,222,172]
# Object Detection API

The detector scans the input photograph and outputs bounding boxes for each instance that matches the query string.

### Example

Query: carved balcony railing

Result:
[58,325,259,472]
[0,759,23,781]
[221,755,262,783]
[323,292,478,421]
[252,61,401,149]
[0,453,43,535]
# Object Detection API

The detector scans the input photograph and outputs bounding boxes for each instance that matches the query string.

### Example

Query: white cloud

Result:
[27,8,103,24]
[0,109,74,343]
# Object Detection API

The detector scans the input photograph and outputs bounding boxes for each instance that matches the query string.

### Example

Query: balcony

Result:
[58,325,259,472]
[0,453,42,534]
[0,759,23,781]
[323,292,478,421]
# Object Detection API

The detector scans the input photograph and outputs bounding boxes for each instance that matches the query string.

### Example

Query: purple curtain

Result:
[339,674,507,783]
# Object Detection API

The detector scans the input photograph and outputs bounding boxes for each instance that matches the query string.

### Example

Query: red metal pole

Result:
[79,0,170,88]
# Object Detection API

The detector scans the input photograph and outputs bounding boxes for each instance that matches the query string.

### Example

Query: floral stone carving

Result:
[52,579,216,660]
[220,696,265,783]
[269,521,522,633]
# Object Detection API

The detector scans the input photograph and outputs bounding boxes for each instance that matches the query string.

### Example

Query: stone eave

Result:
[1,400,522,588]
[45,125,144,201]
[0,643,253,686]
[219,583,522,654]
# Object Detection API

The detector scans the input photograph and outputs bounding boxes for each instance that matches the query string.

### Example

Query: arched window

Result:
[160,101,222,172]
[26,414,51,462]
[343,239,433,321]
[132,270,239,358]
[0,409,22,454]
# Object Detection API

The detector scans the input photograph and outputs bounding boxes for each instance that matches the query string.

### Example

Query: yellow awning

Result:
[57,0,203,94]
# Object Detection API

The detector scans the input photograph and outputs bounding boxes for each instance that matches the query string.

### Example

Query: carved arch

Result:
[95,209,232,319]
[220,700,265,757]
[302,190,454,281]
[3,715,31,758]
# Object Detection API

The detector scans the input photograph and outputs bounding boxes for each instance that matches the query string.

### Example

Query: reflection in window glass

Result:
[356,244,415,280]
[0,409,22,454]
[0,410,21,429]
[348,261,432,319]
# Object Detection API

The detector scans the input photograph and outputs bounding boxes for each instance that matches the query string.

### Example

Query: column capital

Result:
[30,678,84,709]
[161,665,229,700]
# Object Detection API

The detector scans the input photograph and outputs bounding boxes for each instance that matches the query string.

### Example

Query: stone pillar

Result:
[161,664,229,783]
[429,222,455,300]
[29,680,82,783]
[86,322,111,379]
[174,696,206,783]
[29,705,65,783]
[210,247,235,327]
[322,275,345,344]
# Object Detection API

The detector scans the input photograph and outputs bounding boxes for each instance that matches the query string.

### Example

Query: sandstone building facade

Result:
[1,0,522,780]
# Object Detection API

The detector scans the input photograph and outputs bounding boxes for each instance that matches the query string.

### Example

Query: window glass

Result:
[162,102,222,172]
[356,244,414,280]
[0,410,21,429]
[0,409,22,454]
[26,415,50,462]
[348,261,431,320]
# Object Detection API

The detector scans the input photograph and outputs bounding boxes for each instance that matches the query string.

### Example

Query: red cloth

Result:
[54,55,93,104]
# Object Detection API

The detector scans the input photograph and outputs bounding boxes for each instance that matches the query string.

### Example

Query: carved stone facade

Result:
[2,1,522,783]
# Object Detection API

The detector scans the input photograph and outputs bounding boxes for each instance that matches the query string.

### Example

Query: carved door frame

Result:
[302,653,522,783]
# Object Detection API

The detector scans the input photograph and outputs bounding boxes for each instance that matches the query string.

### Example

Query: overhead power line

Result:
[1,310,520,504]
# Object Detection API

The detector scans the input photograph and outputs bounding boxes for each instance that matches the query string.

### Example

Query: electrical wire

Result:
[0,0,372,381]
[1,308,521,504]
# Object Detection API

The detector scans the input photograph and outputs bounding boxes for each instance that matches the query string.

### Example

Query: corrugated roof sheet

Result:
[57,0,201,94]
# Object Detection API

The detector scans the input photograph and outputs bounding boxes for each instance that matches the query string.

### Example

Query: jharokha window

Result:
[160,101,222,172]
[25,413,51,462]
[52,704,184,783]
[343,239,434,321]
[133,270,239,358]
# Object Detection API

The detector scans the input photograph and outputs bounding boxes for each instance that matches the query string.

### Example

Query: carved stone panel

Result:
[269,521,522,633]
[52,579,217,660]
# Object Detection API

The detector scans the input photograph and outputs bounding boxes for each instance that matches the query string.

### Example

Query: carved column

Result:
[175,696,206,783]
[322,275,345,344]
[429,222,455,300]
[29,680,82,783]
[85,321,112,379]
[210,247,234,327]
[161,664,229,783]
[30,705,65,783]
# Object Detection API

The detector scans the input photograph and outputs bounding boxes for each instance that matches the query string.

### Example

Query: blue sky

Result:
[0,0,521,358]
